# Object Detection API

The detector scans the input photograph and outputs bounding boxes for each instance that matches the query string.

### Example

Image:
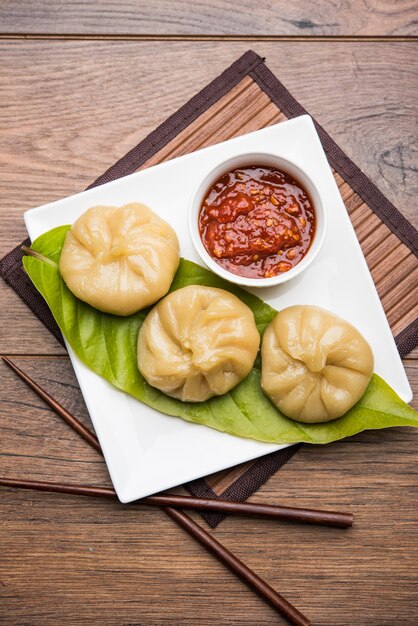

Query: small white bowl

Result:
[188,152,327,288]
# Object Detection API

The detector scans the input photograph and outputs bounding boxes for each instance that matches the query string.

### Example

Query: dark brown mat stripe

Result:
[1,50,417,527]
[135,70,418,360]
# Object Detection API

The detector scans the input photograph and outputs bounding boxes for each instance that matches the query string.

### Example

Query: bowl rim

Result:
[187,151,328,288]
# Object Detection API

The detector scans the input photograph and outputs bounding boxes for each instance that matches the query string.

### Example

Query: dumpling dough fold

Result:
[59,203,179,315]
[261,305,374,423]
[138,285,260,402]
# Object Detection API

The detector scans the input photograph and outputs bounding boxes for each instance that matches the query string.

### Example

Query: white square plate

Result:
[24,115,412,502]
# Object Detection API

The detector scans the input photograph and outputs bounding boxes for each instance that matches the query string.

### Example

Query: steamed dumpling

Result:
[138,285,260,402]
[261,305,374,423]
[59,203,179,315]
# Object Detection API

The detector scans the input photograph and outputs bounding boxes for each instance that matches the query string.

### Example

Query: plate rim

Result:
[23,114,412,502]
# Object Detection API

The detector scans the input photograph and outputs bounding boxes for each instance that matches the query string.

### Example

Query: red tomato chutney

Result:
[199,165,316,279]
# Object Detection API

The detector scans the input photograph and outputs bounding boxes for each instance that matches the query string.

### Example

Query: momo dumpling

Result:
[59,203,179,315]
[137,285,260,402]
[261,305,374,423]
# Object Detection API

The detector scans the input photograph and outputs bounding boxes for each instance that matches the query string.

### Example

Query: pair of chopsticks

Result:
[1,357,353,626]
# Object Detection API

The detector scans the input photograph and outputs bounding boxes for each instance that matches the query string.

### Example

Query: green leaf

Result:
[23,225,418,444]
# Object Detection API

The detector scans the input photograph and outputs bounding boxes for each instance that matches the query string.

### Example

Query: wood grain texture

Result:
[1,0,418,36]
[0,41,417,354]
[1,37,417,626]
[136,75,418,350]
[0,357,417,625]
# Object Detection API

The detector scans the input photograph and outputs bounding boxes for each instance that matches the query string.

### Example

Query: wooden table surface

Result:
[1,4,417,625]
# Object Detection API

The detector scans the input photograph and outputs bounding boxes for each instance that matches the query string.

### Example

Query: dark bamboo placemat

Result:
[1,50,417,527]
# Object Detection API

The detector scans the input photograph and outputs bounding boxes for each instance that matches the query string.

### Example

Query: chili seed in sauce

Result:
[199,165,316,279]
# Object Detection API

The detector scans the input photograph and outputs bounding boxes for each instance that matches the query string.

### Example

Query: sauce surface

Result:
[199,165,316,279]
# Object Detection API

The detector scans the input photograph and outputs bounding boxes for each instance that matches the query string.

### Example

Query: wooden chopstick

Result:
[3,356,101,452]
[1,481,308,626]
[0,475,352,527]
[2,357,312,626]
[1,358,353,528]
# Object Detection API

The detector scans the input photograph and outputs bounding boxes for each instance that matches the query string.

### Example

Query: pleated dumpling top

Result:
[59,203,179,316]
[261,305,374,423]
